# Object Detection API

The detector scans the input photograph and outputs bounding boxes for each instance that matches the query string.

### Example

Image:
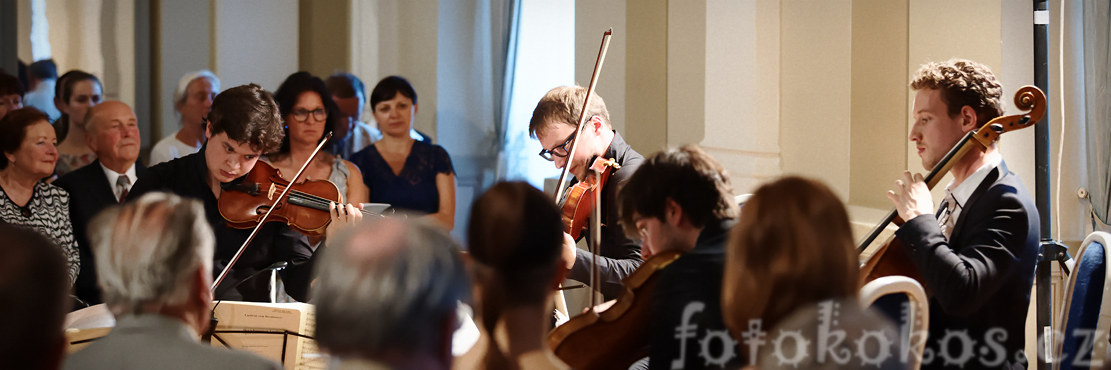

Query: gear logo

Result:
[855,329,893,368]
[936,329,975,367]
[699,329,737,367]
[773,329,810,368]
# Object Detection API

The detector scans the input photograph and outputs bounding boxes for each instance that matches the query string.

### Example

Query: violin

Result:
[211,132,339,292]
[218,160,342,238]
[560,157,620,240]
[858,86,1047,287]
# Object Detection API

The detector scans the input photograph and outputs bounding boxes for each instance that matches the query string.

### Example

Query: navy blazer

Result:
[895,161,1039,369]
[55,159,148,308]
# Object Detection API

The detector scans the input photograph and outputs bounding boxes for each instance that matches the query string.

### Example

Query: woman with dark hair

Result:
[0,107,80,285]
[456,181,569,370]
[267,72,368,206]
[350,76,456,230]
[722,176,898,369]
[53,70,103,175]
[0,71,24,121]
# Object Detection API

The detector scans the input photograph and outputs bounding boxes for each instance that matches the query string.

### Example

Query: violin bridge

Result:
[268,183,277,200]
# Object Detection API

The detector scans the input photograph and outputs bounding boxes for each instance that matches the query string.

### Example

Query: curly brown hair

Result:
[528,85,611,138]
[206,84,284,154]
[910,59,1003,124]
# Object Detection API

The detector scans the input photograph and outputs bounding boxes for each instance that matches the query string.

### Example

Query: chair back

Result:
[860,275,928,370]
[1055,231,1111,370]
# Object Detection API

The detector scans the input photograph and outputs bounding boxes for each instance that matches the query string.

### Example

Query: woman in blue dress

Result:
[350,76,456,230]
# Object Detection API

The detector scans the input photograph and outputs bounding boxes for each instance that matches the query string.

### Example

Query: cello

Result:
[858,85,1047,287]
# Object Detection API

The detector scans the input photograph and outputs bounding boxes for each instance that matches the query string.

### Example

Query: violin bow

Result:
[211,132,334,293]
[551,28,613,322]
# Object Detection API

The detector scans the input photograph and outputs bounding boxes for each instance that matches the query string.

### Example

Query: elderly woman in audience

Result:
[722,176,899,369]
[53,70,103,175]
[456,181,570,370]
[149,70,220,165]
[267,71,368,206]
[0,107,79,284]
[350,76,456,229]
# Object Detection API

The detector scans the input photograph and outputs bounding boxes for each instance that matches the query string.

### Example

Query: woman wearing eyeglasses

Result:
[349,76,456,230]
[267,72,369,206]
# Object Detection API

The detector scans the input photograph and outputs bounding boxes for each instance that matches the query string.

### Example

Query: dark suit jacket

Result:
[895,161,1039,369]
[55,160,148,308]
[567,132,645,300]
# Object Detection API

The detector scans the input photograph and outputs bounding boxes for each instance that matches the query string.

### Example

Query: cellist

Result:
[529,86,645,300]
[885,59,1039,369]
[616,145,741,369]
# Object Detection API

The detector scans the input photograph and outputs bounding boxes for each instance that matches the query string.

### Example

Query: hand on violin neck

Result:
[886,171,933,222]
[326,202,364,240]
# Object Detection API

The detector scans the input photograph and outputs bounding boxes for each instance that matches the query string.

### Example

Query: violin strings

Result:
[270,184,372,215]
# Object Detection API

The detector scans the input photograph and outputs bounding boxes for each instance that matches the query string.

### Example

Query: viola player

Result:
[529,86,644,300]
[885,59,1039,369]
[130,84,361,302]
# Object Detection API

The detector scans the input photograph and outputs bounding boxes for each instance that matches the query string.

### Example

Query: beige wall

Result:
[299,0,351,78]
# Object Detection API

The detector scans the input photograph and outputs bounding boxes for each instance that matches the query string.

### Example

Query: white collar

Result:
[99,161,138,189]
[945,152,1002,208]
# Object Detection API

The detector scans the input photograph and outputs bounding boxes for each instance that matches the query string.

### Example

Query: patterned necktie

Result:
[116,175,131,203]
[937,192,958,238]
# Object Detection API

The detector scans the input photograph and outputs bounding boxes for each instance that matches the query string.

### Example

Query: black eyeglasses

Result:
[292,108,327,122]
[539,130,577,161]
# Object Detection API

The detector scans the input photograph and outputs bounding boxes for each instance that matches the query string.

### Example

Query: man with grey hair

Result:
[64,192,280,370]
[150,70,220,165]
[313,217,469,369]
[56,101,148,308]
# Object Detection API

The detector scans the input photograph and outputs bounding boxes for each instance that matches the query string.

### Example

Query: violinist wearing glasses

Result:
[529,86,644,300]
[130,84,361,302]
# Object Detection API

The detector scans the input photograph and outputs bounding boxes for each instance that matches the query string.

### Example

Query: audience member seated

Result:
[63,192,281,369]
[722,176,899,369]
[24,59,61,121]
[0,223,71,370]
[56,101,147,308]
[0,107,79,284]
[456,181,570,369]
[325,72,428,158]
[313,216,469,370]
[150,70,219,165]
[268,71,368,207]
[53,70,103,176]
[350,76,456,229]
[0,70,24,121]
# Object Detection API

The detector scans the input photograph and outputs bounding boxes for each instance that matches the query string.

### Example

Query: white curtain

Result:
[1084,0,1111,224]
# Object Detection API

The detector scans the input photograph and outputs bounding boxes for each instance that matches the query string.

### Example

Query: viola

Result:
[218,160,342,238]
[548,250,681,369]
[858,86,1047,287]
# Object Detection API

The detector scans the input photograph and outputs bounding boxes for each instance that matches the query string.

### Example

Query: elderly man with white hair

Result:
[63,192,280,370]
[313,217,470,369]
[149,70,220,165]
